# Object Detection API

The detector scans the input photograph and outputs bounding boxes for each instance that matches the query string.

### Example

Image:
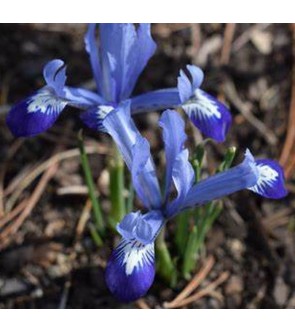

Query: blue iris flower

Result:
[5,23,287,303]
[102,101,287,302]
[6,24,231,142]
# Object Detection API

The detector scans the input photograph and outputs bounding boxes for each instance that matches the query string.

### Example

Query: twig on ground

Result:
[232,24,271,52]
[218,23,236,105]
[280,24,295,179]
[165,271,229,308]
[4,145,106,212]
[0,139,24,217]
[59,280,71,309]
[220,23,236,66]
[285,156,295,179]
[153,24,192,38]
[57,185,89,196]
[0,198,28,229]
[223,198,245,226]
[164,255,215,308]
[136,299,150,309]
[0,161,58,249]
[189,24,201,63]
[75,198,92,240]
[223,79,278,145]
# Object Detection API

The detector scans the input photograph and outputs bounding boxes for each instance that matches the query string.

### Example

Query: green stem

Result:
[78,130,104,235]
[182,225,199,280]
[175,210,190,256]
[109,145,126,229]
[88,223,103,247]
[217,147,236,172]
[126,180,134,213]
[156,228,177,287]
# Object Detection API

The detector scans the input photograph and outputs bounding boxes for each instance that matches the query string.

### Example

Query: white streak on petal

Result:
[95,105,114,130]
[27,89,67,115]
[116,240,154,276]
[96,105,114,120]
[248,163,279,193]
[183,89,221,120]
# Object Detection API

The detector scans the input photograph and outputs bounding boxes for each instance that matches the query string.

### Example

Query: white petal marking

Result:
[96,105,114,120]
[248,163,278,193]
[183,89,221,120]
[95,105,114,130]
[27,90,67,115]
[116,240,154,276]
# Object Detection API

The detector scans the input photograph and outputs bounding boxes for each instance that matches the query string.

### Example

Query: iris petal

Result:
[84,24,103,95]
[117,212,140,240]
[80,105,114,131]
[43,59,67,96]
[134,221,153,245]
[6,59,86,138]
[103,100,137,168]
[6,88,68,137]
[134,210,164,244]
[181,149,259,211]
[117,210,164,245]
[166,149,195,217]
[159,110,188,200]
[130,88,180,114]
[99,24,156,102]
[103,101,161,209]
[182,89,232,142]
[248,159,288,199]
[64,86,106,107]
[178,69,193,103]
[131,135,162,209]
[186,65,204,91]
[105,239,155,302]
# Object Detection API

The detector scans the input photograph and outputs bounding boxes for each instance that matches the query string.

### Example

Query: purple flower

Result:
[7,24,231,142]
[103,102,287,302]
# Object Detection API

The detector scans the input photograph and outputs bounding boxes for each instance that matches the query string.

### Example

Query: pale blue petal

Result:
[134,210,163,244]
[186,65,204,91]
[131,135,162,209]
[103,101,161,209]
[117,212,140,240]
[159,110,188,200]
[117,210,163,245]
[180,150,259,212]
[122,23,156,100]
[84,24,103,95]
[43,59,66,96]
[100,24,156,102]
[64,86,106,107]
[102,100,138,169]
[166,149,195,217]
[130,88,180,114]
[177,69,192,103]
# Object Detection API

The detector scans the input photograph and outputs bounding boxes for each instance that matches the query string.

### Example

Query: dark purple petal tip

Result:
[6,88,68,137]
[248,159,288,199]
[183,89,232,142]
[105,239,155,302]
